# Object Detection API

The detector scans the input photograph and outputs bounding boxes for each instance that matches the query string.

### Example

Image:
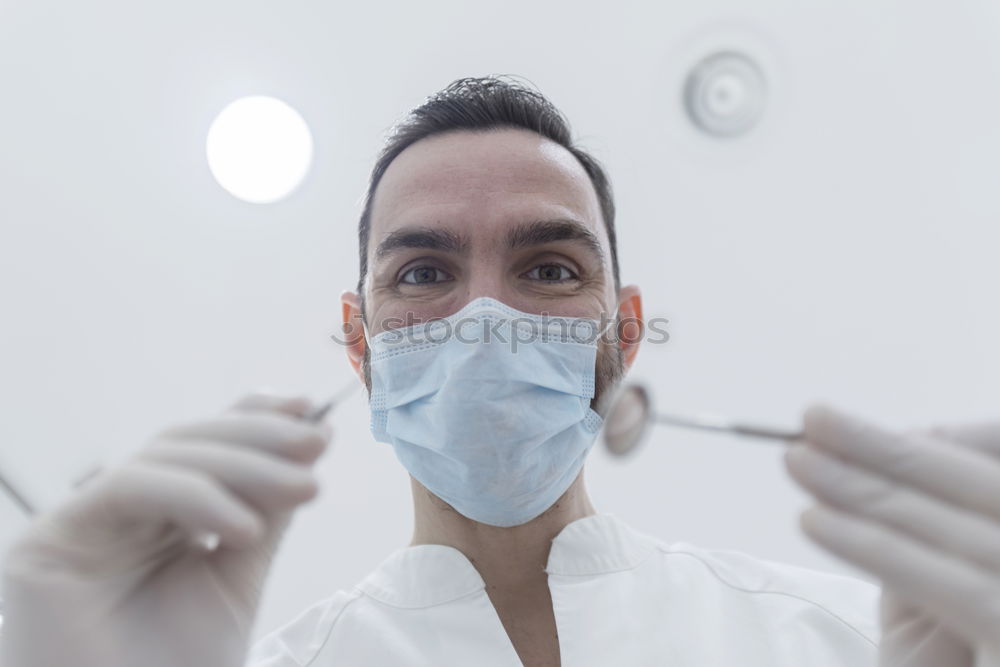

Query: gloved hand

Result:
[783,406,1000,667]
[0,391,332,667]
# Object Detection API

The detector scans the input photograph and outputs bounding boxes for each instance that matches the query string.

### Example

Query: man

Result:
[3,76,999,667]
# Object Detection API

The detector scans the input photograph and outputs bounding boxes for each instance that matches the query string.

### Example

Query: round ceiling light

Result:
[206,96,313,204]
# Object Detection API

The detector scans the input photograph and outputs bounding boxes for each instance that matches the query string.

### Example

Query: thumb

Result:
[230,390,314,419]
[904,421,1000,458]
[927,422,1000,456]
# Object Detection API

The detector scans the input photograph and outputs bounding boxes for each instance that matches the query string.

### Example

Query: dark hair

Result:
[355,75,620,303]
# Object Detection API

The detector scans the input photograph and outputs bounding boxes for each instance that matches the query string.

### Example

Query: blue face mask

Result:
[367,297,604,527]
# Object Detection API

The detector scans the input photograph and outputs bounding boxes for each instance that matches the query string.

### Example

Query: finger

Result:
[803,404,1000,524]
[156,411,332,464]
[140,442,319,515]
[229,391,313,419]
[58,461,264,551]
[926,421,1000,456]
[798,503,1000,648]
[879,591,975,666]
[786,443,1000,574]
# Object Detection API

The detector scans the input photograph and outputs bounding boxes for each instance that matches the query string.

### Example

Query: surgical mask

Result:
[366,297,604,527]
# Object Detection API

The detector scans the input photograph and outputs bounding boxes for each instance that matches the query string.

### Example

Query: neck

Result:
[408,470,597,592]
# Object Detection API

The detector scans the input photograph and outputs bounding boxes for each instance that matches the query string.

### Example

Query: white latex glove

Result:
[784,406,1000,667]
[0,391,332,667]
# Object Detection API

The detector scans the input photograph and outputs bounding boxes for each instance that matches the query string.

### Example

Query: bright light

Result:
[206,96,313,204]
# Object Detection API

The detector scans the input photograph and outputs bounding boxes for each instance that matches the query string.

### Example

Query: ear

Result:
[615,284,643,371]
[341,290,368,384]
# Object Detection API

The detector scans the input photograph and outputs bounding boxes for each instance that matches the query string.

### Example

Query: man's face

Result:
[347,127,639,410]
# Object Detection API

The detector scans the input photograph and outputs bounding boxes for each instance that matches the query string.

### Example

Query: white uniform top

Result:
[247,513,880,666]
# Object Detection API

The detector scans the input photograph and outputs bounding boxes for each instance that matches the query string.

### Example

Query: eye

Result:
[399,266,453,285]
[524,263,578,282]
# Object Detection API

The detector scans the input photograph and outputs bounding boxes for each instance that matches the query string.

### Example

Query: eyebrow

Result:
[372,218,605,264]
[374,226,468,261]
[506,218,605,264]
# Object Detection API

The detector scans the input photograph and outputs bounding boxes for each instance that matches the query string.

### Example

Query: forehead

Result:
[369,128,606,248]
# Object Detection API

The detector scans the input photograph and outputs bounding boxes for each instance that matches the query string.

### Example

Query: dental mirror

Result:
[601,382,804,457]
[602,384,654,456]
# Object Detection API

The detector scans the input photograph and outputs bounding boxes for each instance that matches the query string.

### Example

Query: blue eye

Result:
[400,266,453,285]
[525,264,577,282]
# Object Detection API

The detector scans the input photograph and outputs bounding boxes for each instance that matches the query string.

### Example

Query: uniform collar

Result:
[544,511,658,576]
[355,513,657,608]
